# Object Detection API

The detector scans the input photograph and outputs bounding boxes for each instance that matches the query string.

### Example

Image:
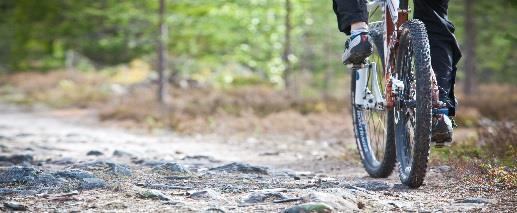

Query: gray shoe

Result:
[431,115,453,147]
[342,32,373,65]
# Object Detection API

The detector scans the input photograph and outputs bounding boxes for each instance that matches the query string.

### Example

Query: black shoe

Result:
[431,115,453,147]
[342,32,373,65]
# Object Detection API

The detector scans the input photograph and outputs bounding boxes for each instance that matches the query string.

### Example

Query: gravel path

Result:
[0,104,511,212]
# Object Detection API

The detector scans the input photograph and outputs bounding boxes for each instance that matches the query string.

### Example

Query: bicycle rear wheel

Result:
[394,20,433,188]
[351,22,396,178]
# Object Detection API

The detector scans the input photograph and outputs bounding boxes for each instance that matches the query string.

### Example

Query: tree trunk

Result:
[464,0,476,95]
[322,27,333,100]
[282,0,292,93]
[157,0,168,104]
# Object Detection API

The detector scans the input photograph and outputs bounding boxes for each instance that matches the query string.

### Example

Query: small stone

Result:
[15,133,33,137]
[78,161,132,176]
[283,202,333,213]
[112,150,135,158]
[50,157,75,165]
[0,166,59,187]
[0,154,33,164]
[242,192,289,203]
[55,190,80,197]
[357,201,365,209]
[142,160,170,167]
[458,197,493,204]
[252,188,288,193]
[4,202,28,211]
[53,169,96,179]
[182,155,216,161]
[153,162,191,175]
[141,183,192,190]
[259,151,280,156]
[204,207,225,213]
[86,150,104,156]
[382,200,411,209]
[283,170,314,178]
[80,178,106,190]
[0,189,37,196]
[187,189,220,200]
[435,165,451,173]
[353,181,391,191]
[210,162,268,175]
[308,191,358,210]
[104,201,128,210]
[138,190,172,201]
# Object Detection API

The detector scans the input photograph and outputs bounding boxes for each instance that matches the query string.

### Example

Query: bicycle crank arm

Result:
[432,108,449,115]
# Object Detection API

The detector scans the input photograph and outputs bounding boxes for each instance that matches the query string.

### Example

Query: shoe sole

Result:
[431,132,452,148]
[343,41,373,65]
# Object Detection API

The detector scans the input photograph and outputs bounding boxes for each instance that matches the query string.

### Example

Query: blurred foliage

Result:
[431,121,516,188]
[448,0,517,83]
[0,0,343,87]
[0,0,515,84]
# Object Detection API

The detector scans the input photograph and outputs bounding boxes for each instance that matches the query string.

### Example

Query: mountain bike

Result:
[350,0,446,188]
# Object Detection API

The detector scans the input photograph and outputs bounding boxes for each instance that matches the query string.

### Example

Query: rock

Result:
[112,150,136,158]
[0,166,59,187]
[0,188,37,196]
[55,190,80,197]
[153,162,191,175]
[252,188,288,193]
[78,161,132,176]
[458,197,493,204]
[283,202,333,213]
[204,207,225,213]
[104,201,128,210]
[0,154,33,164]
[259,151,280,156]
[435,165,451,173]
[53,169,96,179]
[86,150,104,156]
[381,200,411,209]
[165,176,191,180]
[307,191,358,210]
[139,183,192,190]
[220,184,246,193]
[353,181,391,191]
[137,190,172,201]
[182,155,216,161]
[283,170,314,178]
[0,188,16,196]
[80,178,106,190]
[50,157,76,165]
[4,201,28,211]
[15,133,33,138]
[187,189,220,200]
[242,191,289,203]
[210,162,268,175]
[141,160,170,167]
[53,169,105,190]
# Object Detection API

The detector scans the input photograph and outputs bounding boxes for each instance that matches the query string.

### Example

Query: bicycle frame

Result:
[356,0,410,110]
[384,0,409,108]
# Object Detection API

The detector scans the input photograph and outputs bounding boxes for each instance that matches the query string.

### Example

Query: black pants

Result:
[333,0,462,115]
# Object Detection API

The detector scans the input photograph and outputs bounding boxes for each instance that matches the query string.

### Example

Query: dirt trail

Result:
[0,104,510,212]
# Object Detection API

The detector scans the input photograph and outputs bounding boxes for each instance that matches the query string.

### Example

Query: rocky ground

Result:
[0,104,514,212]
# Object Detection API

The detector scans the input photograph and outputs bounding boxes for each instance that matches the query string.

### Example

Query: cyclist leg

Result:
[332,0,368,35]
[414,0,462,143]
[333,0,373,64]
[414,0,462,115]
